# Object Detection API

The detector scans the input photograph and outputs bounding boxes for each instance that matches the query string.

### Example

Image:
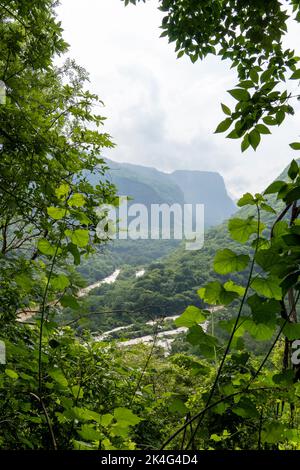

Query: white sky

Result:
[57,0,300,199]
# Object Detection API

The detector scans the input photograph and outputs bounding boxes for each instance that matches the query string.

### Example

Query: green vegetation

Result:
[1,0,300,452]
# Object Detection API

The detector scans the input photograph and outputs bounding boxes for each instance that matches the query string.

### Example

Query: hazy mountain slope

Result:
[78,160,236,282]
[170,170,236,227]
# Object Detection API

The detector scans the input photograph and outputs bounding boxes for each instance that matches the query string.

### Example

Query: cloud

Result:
[57,0,300,199]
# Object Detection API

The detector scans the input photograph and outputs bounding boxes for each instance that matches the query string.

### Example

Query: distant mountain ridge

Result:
[102,159,236,228]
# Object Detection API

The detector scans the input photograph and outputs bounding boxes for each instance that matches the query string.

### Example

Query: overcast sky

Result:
[57,0,300,199]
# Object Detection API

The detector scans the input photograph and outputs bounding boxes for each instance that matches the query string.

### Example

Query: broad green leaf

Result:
[113,408,141,426]
[68,193,86,207]
[100,414,113,427]
[198,281,239,305]
[78,424,103,441]
[243,319,275,341]
[47,207,67,220]
[250,69,259,83]
[237,193,256,207]
[247,294,281,325]
[232,398,259,418]
[175,306,206,328]
[186,325,217,349]
[55,184,70,200]
[50,274,70,290]
[37,239,56,256]
[228,217,259,243]
[282,322,300,341]
[224,280,245,296]
[261,423,286,444]
[264,180,287,195]
[252,277,282,300]
[214,249,250,274]
[168,397,188,416]
[70,229,89,248]
[72,407,101,423]
[228,88,250,101]
[49,369,68,387]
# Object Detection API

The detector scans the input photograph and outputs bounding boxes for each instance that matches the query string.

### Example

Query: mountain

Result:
[78,160,236,283]
[169,170,236,227]
[101,159,236,228]
[104,159,185,207]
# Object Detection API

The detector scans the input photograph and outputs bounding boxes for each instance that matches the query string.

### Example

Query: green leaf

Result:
[261,423,285,444]
[247,294,280,324]
[241,134,250,152]
[214,118,232,133]
[47,207,66,220]
[168,397,188,416]
[263,180,287,195]
[288,159,299,180]
[232,398,259,418]
[60,295,80,310]
[228,88,250,101]
[37,239,56,256]
[248,129,261,150]
[221,103,231,116]
[72,407,101,423]
[289,142,300,150]
[237,192,256,207]
[214,249,250,274]
[228,217,259,243]
[70,229,89,248]
[243,319,275,341]
[175,306,206,328]
[260,203,276,214]
[113,408,141,426]
[250,69,259,83]
[49,369,68,387]
[252,277,282,300]
[78,424,103,441]
[224,280,245,296]
[100,414,113,427]
[55,184,70,200]
[68,193,86,207]
[262,116,277,126]
[67,243,81,265]
[284,187,300,204]
[255,124,271,135]
[290,69,300,80]
[50,274,70,290]
[282,322,300,341]
[5,369,19,380]
[198,281,239,306]
[186,325,217,348]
